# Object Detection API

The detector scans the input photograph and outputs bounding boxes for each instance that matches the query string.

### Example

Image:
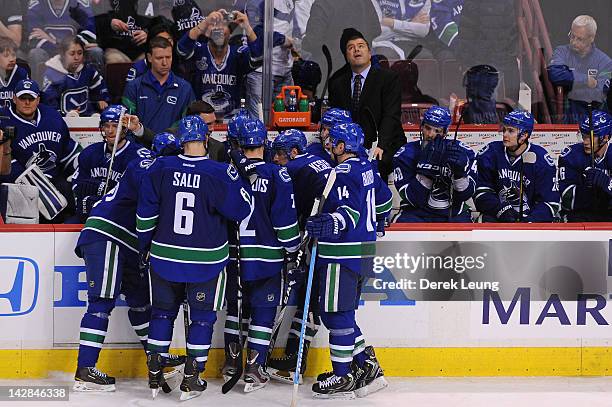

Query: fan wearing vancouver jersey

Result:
[138,115,251,401]
[306,122,388,399]
[474,110,561,222]
[73,132,182,393]
[71,105,148,221]
[558,110,612,221]
[0,37,29,109]
[221,118,300,393]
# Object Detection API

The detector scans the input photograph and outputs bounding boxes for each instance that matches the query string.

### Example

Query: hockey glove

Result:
[306,213,342,239]
[138,252,150,275]
[417,137,446,179]
[585,167,612,193]
[496,205,519,223]
[79,195,99,218]
[446,141,469,178]
[376,215,387,237]
[229,149,258,184]
[284,250,306,287]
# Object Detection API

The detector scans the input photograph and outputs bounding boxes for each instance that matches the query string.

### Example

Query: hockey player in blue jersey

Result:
[0,37,29,108]
[266,128,332,382]
[307,108,352,166]
[41,36,110,116]
[393,105,475,222]
[306,122,388,399]
[177,9,262,119]
[137,115,251,400]
[475,110,561,222]
[430,0,464,50]
[73,132,182,392]
[221,118,301,392]
[558,110,612,221]
[71,105,149,222]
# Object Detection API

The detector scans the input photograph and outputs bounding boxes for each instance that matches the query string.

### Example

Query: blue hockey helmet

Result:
[579,110,612,140]
[239,118,267,148]
[329,122,364,154]
[321,108,352,128]
[152,132,181,157]
[272,129,307,154]
[422,106,451,131]
[178,115,208,145]
[100,104,124,126]
[227,112,250,140]
[503,110,534,137]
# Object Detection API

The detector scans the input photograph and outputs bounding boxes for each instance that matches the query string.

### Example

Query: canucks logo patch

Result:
[544,153,555,167]
[196,57,208,71]
[27,144,57,173]
[227,164,239,181]
[278,167,291,182]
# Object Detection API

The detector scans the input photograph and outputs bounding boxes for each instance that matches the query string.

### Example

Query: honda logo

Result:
[0,257,39,316]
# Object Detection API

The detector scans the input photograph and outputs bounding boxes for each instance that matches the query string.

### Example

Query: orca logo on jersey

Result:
[26,144,58,173]
[196,57,208,71]
[61,87,89,115]
[279,167,291,183]
[227,165,239,181]
[544,153,555,167]
[267,293,275,302]
[196,292,205,301]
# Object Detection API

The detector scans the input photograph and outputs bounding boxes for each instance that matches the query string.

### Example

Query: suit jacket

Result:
[328,64,405,177]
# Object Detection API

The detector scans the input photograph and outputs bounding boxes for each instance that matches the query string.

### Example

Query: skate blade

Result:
[180,390,202,401]
[73,381,116,392]
[243,381,268,393]
[355,376,388,398]
[312,390,356,400]
[162,367,183,393]
[268,368,302,385]
[151,388,160,399]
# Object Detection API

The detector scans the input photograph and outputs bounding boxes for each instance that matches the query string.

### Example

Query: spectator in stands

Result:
[26,0,103,82]
[0,0,24,49]
[95,0,154,64]
[547,15,612,124]
[0,37,29,108]
[41,36,110,117]
[122,37,195,134]
[427,0,464,60]
[177,8,261,120]
[1,79,81,220]
[125,22,178,83]
[474,110,560,223]
[171,0,205,39]
[558,110,612,222]
[372,0,433,60]
[0,124,10,176]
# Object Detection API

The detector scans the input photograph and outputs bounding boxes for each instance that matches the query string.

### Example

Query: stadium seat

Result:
[105,62,133,104]
[400,103,435,125]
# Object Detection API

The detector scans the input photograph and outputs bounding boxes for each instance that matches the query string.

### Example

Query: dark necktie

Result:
[352,74,362,115]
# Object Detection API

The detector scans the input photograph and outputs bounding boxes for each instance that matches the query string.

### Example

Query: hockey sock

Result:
[128,305,151,350]
[322,310,356,376]
[78,297,115,368]
[352,323,367,367]
[188,309,217,372]
[247,307,276,365]
[287,308,320,355]
[224,304,250,346]
[147,307,178,357]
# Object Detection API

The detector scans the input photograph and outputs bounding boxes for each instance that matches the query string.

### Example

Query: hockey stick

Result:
[290,169,337,407]
[103,107,128,195]
[588,102,595,167]
[221,225,245,394]
[518,151,537,222]
[320,45,332,100]
[404,44,423,64]
[448,108,467,221]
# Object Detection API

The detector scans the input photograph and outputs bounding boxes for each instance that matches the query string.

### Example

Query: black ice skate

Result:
[179,357,207,401]
[73,367,116,392]
[221,342,242,383]
[160,353,186,394]
[147,353,166,399]
[316,361,363,382]
[354,346,388,398]
[163,353,186,368]
[267,342,308,384]
[243,349,270,393]
[312,373,356,400]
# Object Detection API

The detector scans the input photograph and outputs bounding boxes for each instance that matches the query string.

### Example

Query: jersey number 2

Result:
[174,192,195,235]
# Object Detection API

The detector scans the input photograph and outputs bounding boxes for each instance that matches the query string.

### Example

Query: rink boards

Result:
[1,225,612,379]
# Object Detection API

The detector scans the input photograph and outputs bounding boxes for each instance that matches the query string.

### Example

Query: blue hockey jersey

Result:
[430,0,464,47]
[176,33,263,118]
[558,143,612,221]
[317,157,379,276]
[237,160,300,281]
[76,154,153,256]
[3,103,80,180]
[285,153,333,228]
[0,66,29,108]
[393,139,476,220]
[379,0,426,21]
[474,141,561,222]
[137,155,252,283]
[41,56,110,116]
[72,139,150,209]
[306,141,334,166]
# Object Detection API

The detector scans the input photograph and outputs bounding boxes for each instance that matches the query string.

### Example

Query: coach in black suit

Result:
[328,28,405,179]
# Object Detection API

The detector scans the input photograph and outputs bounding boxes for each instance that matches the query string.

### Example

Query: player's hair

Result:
[0,37,17,54]
[346,35,370,50]
[148,37,173,53]
[59,35,85,57]
[572,15,597,37]
[186,100,215,115]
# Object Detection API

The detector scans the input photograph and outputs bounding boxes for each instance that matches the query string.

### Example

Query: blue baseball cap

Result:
[15,79,40,98]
